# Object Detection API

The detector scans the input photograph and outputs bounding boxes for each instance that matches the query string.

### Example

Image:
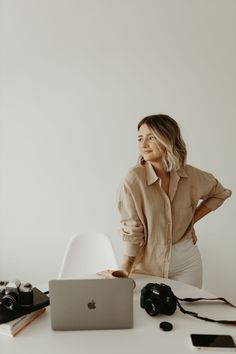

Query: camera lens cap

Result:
[159,321,173,331]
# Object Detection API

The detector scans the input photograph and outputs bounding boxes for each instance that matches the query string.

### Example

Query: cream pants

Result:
[168,239,203,288]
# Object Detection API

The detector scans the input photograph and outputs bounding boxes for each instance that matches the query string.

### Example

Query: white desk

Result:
[0,275,236,354]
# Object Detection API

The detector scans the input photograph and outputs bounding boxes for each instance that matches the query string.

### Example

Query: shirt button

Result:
[167,239,171,244]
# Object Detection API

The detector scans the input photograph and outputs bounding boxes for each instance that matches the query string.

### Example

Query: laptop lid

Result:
[49,278,133,330]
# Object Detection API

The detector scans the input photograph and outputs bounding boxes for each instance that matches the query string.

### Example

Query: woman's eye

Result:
[149,135,155,141]
[138,137,142,142]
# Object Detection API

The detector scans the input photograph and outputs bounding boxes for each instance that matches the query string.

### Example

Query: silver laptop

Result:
[49,278,133,330]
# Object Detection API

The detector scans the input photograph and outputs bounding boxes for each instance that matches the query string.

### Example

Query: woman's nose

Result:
[142,138,148,148]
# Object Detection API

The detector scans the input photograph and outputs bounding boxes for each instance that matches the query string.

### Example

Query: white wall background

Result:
[0,0,235,303]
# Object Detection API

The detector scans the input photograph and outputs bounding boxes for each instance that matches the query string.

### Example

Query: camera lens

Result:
[2,293,18,310]
[144,299,159,316]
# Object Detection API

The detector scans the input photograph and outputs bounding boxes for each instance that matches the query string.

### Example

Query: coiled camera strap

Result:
[174,295,236,325]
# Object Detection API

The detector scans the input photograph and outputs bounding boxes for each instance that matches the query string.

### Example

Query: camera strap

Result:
[174,295,236,325]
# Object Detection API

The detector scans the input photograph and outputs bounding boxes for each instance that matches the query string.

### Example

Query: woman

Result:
[100,114,232,288]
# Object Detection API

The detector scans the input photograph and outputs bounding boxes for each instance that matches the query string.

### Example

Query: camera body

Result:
[0,280,34,311]
[140,283,177,316]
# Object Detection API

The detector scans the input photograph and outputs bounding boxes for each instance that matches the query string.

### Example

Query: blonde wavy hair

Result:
[137,114,187,172]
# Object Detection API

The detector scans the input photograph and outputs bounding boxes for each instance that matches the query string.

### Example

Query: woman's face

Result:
[138,123,165,163]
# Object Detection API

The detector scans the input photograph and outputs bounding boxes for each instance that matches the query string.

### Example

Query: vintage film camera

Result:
[0,280,34,311]
[140,283,177,316]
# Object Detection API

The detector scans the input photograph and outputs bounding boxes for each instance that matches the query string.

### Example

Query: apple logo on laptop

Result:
[87,299,96,310]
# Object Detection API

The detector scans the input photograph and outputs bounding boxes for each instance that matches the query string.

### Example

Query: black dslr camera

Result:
[140,282,236,326]
[0,280,33,311]
[140,283,177,316]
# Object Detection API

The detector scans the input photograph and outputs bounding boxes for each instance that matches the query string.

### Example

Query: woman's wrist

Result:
[121,255,136,273]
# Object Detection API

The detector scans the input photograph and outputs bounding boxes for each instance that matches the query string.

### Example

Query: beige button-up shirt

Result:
[117,162,232,278]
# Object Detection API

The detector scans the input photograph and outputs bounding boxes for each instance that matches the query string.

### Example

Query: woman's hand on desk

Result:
[97,256,136,279]
[97,269,129,279]
[97,269,136,288]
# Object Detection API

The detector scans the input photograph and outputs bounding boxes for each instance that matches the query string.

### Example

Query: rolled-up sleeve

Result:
[199,173,232,211]
[117,181,144,257]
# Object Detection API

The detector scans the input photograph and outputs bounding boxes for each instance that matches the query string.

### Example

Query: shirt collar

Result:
[144,162,159,185]
[144,162,188,186]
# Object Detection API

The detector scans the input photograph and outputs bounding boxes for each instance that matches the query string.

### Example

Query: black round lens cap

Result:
[159,321,173,331]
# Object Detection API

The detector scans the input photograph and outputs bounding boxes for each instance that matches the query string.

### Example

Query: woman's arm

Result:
[97,179,143,279]
[191,204,212,244]
[121,255,136,275]
[193,204,212,224]
[117,180,144,269]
